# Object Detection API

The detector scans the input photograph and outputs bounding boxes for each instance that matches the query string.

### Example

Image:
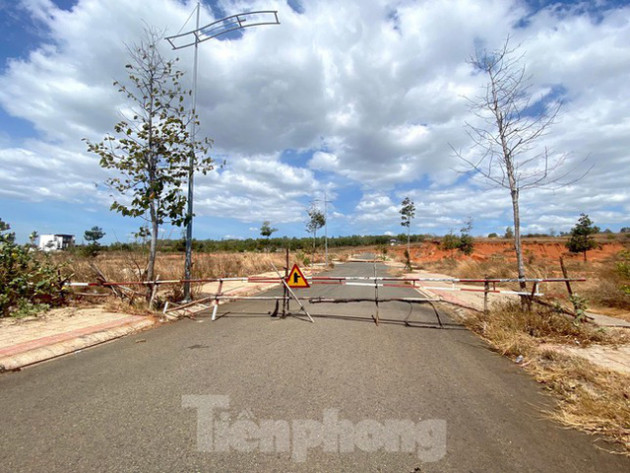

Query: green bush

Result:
[0,219,67,317]
[616,250,630,295]
[458,234,474,255]
[442,231,474,255]
[442,232,460,251]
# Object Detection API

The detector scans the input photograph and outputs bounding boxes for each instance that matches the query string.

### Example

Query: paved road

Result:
[1,262,628,472]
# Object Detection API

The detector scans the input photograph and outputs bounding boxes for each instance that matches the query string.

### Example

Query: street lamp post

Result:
[166,6,280,301]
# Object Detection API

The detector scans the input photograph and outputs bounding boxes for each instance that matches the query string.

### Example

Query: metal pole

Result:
[183,2,200,302]
[324,190,328,266]
[283,247,289,316]
[373,262,379,325]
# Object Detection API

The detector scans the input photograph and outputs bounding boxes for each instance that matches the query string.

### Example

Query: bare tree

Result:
[456,37,579,292]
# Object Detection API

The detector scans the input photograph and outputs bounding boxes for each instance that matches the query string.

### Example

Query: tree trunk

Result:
[146,200,159,301]
[510,188,530,310]
[494,78,527,303]
[145,76,156,302]
[312,229,316,267]
[407,226,410,255]
[510,189,526,288]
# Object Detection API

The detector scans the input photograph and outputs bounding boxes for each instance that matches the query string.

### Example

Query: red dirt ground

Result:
[392,238,626,264]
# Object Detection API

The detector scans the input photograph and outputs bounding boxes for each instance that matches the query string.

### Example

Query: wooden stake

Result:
[560,256,580,315]
[559,257,573,297]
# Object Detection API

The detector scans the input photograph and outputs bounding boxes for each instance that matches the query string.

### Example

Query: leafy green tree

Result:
[566,213,600,261]
[28,231,39,248]
[488,232,498,238]
[458,218,474,255]
[0,218,15,243]
[306,207,326,259]
[85,30,213,288]
[504,226,514,239]
[260,221,278,239]
[83,226,106,257]
[260,220,278,251]
[400,197,416,256]
[84,226,105,244]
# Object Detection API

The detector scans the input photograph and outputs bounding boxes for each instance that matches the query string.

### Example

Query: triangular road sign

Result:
[286,264,310,288]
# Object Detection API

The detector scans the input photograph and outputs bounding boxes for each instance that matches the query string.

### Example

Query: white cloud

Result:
[308,151,338,171]
[0,0,629,237]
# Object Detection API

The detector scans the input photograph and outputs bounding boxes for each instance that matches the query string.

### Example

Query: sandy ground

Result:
[0,305,136,332]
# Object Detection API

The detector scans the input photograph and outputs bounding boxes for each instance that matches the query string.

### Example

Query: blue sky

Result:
[1,0,629,244]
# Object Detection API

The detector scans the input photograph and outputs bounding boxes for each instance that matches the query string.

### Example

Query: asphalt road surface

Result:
[1,262,628,472]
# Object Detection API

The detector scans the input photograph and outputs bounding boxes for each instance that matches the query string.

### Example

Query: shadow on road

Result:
[210,310,466,330]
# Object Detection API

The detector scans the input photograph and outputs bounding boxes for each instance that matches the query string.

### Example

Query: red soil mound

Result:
[393,238,625,264]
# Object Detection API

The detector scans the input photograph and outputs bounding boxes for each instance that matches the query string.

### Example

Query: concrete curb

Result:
[0,318,154,372]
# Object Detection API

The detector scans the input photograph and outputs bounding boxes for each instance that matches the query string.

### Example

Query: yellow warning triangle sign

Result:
[286,264,310,288]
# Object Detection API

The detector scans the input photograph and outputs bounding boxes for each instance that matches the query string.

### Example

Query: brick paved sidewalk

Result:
[0,268,313,372]
[0,308,155,372]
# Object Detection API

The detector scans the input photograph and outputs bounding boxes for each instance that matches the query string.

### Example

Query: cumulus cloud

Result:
[0,0,629,237]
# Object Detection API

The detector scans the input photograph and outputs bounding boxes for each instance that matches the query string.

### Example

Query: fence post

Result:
[559,257,573,297]
[483,276,489,315]
[373,263,379,325]
[211,280,224,321]
[149,274,160,310]
[283,248,289,317]
[560,256,580,316]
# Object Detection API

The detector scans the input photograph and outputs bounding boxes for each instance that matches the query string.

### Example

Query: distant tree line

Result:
[101,233,428,254]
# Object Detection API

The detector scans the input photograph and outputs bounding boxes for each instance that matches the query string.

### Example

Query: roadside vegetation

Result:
[392,230,630,454]
[465,301,630,454]
[0,219,68,318]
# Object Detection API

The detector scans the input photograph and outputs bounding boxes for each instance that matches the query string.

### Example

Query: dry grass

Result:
[420,250,630,316]
[466,301,630,454]
[57,251,289,283]
[533,350,630,452]
[424,254,554,280]
[54,250,292,308]
[582,253,630,314]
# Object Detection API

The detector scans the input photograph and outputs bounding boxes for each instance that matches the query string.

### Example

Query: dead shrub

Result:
[468,301,619,354]
[531,353,630,454]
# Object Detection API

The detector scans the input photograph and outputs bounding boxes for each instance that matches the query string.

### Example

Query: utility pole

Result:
[182,1,200,302]
[324,190,329,266]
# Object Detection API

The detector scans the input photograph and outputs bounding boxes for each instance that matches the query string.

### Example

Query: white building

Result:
[39,234,75,252]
